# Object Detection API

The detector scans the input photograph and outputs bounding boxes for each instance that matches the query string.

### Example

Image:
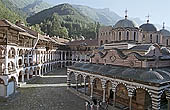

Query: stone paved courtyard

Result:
[0,68,86,110]
[0,68,121,110]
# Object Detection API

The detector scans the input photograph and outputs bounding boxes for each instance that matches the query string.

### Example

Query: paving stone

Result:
[0,68,86,110]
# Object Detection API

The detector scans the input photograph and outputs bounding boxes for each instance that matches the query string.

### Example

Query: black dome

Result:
[140,23,157,32]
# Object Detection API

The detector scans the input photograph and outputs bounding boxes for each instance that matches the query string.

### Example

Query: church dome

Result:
[140,70,164,81]
[114,18,138,28]
[140,23,157,32]
[160,29,170,36]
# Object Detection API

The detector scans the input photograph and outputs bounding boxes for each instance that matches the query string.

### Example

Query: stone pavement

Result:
[0,68,121,110]
[0,68,86,110]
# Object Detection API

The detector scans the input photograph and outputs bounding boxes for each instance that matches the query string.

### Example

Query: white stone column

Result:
[90,58,92,63]
[129,94,133,110]
[65,51,67,61]
[128,89,134,110]
[102,81,106,103]
[15,54,18,69]
[61,51,63,61]
[4,51,8,75]
[152,95,161,110]
[90,81,94,99]
[27,55,29,67]
[84,76,86,94]
[27,73,29,80]
[75,77,78,91]
[85,54,87,62]
[22,74,24,83]
[112,84,117,106]
[22,55,24,67]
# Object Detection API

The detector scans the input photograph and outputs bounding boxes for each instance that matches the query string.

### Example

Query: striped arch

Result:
[115,82,128,91]
[133,86,152,97]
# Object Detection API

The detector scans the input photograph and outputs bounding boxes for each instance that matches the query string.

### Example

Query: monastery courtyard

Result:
[0,68,86,110]
[0,68,121,110]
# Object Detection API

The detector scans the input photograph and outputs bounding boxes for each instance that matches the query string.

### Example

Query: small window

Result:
[142,35,145,42]
[119,32,121,41]
[134,32,136,41]
[150,34,152,43]
[113,32,115,41]
[156,35,159,43]
[127,31,129,40]
[166,39,169,46]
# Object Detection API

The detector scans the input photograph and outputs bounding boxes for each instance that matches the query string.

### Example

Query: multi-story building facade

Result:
[0,19,98,98]
[0,20,65,97]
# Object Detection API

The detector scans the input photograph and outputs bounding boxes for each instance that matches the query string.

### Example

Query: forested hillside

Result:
[27,3,100,39]
[0,0,24,23]
[1,0,51,17]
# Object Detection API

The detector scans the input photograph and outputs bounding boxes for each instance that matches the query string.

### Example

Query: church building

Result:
[67,11,170,110]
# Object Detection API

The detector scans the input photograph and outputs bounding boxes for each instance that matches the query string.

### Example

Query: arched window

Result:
[142,35,145,42]
[166,39,169,46]
[127,31,129,40]
[113,32,115,41]
[100,40,103,46]
[119,32,121,41]
[150,34,152,43]
[134,32,136,41]
[156,35,159,43]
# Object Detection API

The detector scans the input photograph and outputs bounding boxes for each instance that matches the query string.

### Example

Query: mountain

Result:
[22,0,51,16]
[0,0,24,23]
[27,3,99,39]
[72,5,121,26]
[1,0,27,18]
[2,0,51,17]
[27,3,93,25]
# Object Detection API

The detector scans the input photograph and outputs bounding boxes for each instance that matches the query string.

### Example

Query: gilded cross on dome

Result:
[163,22,165,29]
[146,14,150,23]
[125,9,128,19]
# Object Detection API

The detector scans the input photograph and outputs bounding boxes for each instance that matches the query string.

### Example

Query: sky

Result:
[45,0,170,28]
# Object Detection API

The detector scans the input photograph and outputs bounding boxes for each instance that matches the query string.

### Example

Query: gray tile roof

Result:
[69,63,170,85]
[129,44,152,51]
